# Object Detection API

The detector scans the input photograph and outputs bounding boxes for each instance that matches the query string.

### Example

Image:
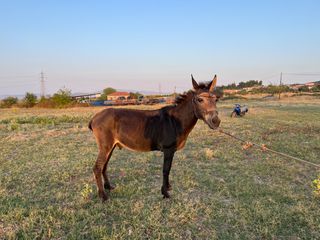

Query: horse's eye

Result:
[197,98,203,103]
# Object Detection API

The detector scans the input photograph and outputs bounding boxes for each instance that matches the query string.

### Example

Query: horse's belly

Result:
[117,141,152,152]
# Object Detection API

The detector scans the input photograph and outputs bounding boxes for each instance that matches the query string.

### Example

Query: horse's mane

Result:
[174,81,212,105]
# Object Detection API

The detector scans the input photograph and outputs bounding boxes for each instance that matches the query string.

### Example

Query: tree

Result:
[221,80,262,90]
[51,88,73,107]
[311,85,320,92]
[24,92,37,108]
[129,92,142,99]
[221,83,236,89]
[99,87,116,100]
[0,96,18,108]
[238,80,262,89]
[298,86,309,92]
[265,85,290,99]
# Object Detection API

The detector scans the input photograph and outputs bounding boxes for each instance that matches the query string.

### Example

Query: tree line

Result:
[221,80,263,89]
[0,87,145,108]
[219,79,320,94]
[0,88,80,108]
[1,82,319,108]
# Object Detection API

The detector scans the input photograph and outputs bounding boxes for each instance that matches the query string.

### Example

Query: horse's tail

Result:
[88,119,93,131]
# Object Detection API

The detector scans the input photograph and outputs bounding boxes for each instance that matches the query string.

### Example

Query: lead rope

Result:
[218,128,320,168]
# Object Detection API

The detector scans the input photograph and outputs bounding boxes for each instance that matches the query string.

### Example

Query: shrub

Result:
[23,92,37,108]
[36,94,89,108]
[0,96,18,108]
[298,86,309,92]
[36,97,56,108]
[311,85,320,92]
[51,88,73,107]
[238,89,248,95]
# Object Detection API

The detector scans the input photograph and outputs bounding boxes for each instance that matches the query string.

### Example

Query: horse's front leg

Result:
[161,149,175,198]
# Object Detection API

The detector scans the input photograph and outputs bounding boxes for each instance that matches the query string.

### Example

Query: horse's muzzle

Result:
[205,112,221,130]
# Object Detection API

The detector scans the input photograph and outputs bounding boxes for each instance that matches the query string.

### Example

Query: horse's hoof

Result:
[99,191,109,202]
[101,195,109,202]
[163,194,171,199]
[104,183,116,191]
[161,186,170,198]
[167,184,172,191]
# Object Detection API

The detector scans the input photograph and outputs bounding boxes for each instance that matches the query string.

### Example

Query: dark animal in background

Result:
[88,75,222,201]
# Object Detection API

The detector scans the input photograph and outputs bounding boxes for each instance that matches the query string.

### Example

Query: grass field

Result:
[1,97,320,239]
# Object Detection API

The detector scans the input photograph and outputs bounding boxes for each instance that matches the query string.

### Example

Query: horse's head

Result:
[191,75,221,130]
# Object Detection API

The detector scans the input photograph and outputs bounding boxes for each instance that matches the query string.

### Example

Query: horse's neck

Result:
[172,95,198,132]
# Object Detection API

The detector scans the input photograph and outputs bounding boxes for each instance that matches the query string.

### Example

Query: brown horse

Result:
[89,75,221,201]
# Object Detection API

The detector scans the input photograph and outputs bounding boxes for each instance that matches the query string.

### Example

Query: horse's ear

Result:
[209,75,217,92]
[191,74,199,89]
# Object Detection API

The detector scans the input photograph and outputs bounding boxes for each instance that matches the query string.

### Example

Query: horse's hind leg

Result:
[93,144,114,202]
[102,145,116,190]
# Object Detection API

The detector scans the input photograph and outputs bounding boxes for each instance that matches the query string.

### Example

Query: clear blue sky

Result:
[0,0,320,95]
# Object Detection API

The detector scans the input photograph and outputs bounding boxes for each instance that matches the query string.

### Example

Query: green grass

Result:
[1,99,320,239]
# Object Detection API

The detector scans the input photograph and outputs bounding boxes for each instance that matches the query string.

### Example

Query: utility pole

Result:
[40,71,45,98]
[158,83,162,96]
[278,72,282,100]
